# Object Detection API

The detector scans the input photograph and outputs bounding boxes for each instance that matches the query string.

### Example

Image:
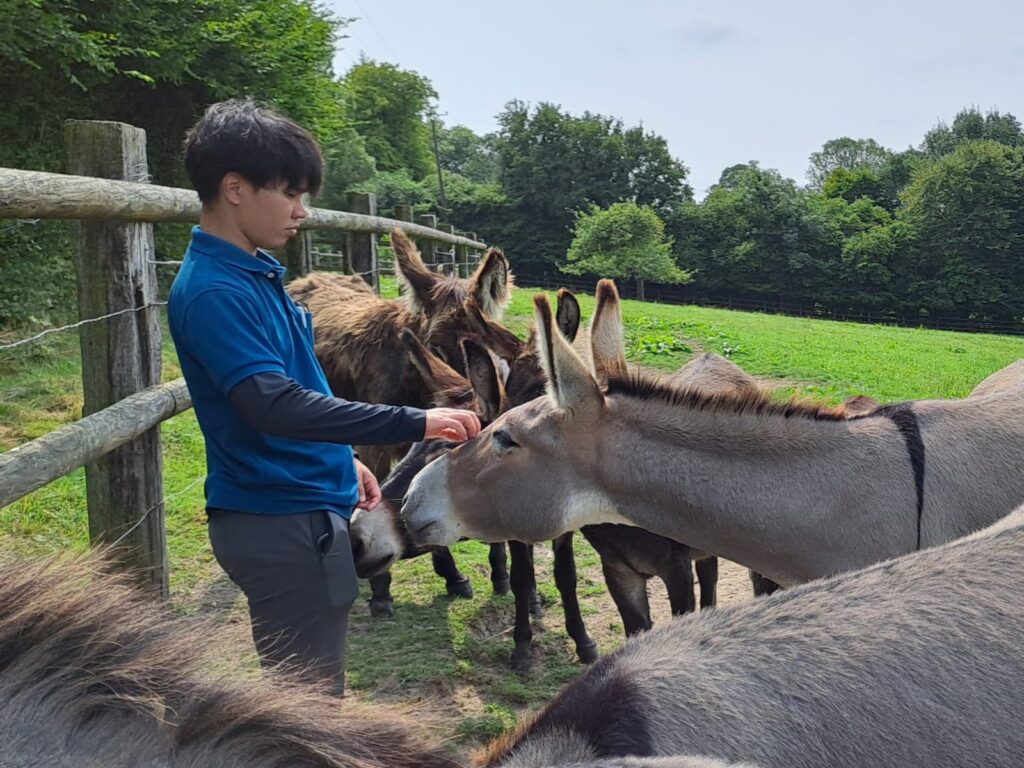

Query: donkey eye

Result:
[492,429,518,452]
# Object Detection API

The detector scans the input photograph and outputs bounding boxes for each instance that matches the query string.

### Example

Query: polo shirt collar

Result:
[189,226,286,276]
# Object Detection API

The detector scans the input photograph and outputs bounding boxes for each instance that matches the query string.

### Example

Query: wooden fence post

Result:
[416,214,438,271]
[438,224,457,276]
[65,119,168,597]
[346,192,378,293]
[454,232,469,279]
[283,229,312,281]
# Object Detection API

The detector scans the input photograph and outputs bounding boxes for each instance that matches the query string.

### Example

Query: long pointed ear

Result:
[464,300,523,362]
[400,329,470,407]
[589,279,628,385]
[391,228,438,315]
[470,247,513,319]
[556,288,582,342]
[534,294,603,412]
[461,338,507,422]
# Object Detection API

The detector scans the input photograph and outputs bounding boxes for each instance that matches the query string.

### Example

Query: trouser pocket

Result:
[317,512,360,609]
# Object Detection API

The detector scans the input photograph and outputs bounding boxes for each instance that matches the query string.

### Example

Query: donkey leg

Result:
[750,570,782,597]
[508,540,535,672]
[553,532,598,663]
[490,542,511,595]
[602,559,653,636]
[431,547,474,599]
[368,571,396,619]
[662,545,697,616]
[695,555,719,609]
[527,544,542,617]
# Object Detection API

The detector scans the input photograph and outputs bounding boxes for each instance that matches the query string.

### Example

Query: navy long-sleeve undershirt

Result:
[227,372,426,446]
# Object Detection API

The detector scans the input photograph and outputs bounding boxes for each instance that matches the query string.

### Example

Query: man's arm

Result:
[228,372,426,445]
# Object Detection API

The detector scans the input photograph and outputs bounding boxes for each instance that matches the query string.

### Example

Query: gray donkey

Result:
[480,506,1024,768]
[402,280,1024,586]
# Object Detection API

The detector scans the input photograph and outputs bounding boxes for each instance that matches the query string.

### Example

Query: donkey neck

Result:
[586,394,916,585]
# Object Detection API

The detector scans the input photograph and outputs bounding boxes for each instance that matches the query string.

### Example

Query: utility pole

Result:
[431,115,447,209]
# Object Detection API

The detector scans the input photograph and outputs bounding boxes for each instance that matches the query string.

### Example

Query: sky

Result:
[327,0,1024,198]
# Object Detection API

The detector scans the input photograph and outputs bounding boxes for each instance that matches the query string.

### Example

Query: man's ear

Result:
[220,172,247,206]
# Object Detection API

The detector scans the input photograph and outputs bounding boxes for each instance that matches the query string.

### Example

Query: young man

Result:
[168,99,480,694]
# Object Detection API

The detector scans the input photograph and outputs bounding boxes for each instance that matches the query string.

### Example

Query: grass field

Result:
[2,278,1023,755]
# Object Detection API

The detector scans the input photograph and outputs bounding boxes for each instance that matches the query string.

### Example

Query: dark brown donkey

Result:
[353,290,720,666]
[288,229,519,617]
[0,553,459,768]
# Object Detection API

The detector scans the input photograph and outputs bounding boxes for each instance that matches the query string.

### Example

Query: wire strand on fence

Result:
[0,301,168,353]
[108,473,207,548]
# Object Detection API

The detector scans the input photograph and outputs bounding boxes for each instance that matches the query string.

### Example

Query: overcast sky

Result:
[327,0,1024,198]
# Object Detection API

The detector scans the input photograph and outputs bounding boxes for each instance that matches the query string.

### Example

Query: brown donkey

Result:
[402,280,1024,587]
[288,229,518,616]
[353,311,599,670]
[0,553,459,768]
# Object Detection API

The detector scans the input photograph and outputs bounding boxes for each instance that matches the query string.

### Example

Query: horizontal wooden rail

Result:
[0,168,486,249]
[0,378,192,508]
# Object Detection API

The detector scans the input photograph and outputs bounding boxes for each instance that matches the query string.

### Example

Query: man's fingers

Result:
[442,419,468,441]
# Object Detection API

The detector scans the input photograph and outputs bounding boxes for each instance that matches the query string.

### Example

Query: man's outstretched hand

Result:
[423,408,482,442]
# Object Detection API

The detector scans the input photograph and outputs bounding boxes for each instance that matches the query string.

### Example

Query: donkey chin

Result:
[401,460,465,547]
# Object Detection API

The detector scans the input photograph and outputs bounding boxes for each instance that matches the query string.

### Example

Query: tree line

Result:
[2,1,1023,326]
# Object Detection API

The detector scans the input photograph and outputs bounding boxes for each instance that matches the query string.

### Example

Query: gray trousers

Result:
[207,508,359,695]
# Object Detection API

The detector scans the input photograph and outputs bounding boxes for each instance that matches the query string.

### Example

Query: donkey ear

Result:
[400,328,467,406]
[589,279,628,385]
[534,294,603,413]
[556,288,582,343]
[465,299,523,363]
[462,338,506,422]
[470,247,513,319]
[391,228,437,315]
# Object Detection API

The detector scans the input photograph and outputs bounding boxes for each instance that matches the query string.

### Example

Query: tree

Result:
[493,101,691,268]
[898,140,1024,319]
[436,125,500,185]
[807,137,892,190]
[341,58,437,179]
[563,203,689,300]
[923,108,1024,158]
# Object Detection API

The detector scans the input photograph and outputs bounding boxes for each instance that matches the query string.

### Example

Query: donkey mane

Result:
[604,372,847,422]
[0,553,458,768]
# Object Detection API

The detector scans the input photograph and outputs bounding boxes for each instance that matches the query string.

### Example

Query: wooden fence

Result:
[0,119,486,596]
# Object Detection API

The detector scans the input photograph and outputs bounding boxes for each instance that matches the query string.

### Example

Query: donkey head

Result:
[391,227,516,373]
[391,228,512,318]
[402,284,623,547]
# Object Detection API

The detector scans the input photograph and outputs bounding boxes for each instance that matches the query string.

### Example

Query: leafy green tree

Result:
[342,58,437,179]
[898,140,1024,319]
[436,125,500,185]
[807,137,892,190]
[0,0,352,324]
[563,203,689,299]
[493,101,691,267]
[923,108,1024,158]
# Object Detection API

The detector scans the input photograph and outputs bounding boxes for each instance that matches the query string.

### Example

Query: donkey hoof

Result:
[577,641,599,664]
[509,651,533,673]
[492,577,511,595]
[369,599,395,619]
[447,578,474,599]
[529,596,543,618]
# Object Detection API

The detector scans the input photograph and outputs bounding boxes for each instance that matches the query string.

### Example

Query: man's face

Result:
[237,179,308,251]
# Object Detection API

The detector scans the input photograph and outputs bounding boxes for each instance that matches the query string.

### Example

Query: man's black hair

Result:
[184,98,323,203]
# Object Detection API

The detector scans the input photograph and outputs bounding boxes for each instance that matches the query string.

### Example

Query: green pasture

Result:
[1,279,1022,754]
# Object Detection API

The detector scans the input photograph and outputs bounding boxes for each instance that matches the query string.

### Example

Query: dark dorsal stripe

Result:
[873,403,927,549]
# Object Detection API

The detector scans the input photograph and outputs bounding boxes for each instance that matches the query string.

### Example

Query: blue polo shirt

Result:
[168,227,358,517]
